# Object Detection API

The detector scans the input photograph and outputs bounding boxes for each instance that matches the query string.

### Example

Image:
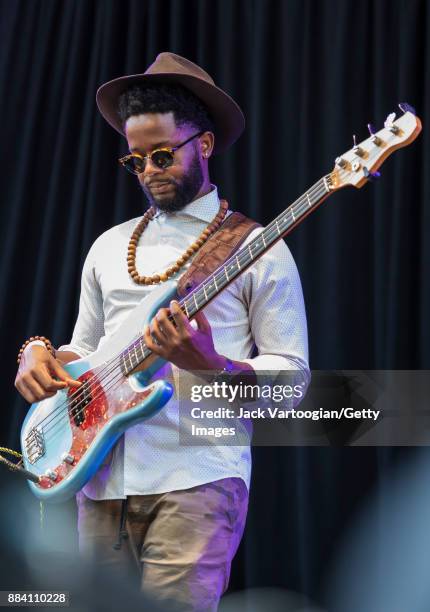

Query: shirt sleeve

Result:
[57,239,105,358]
[239,229,311,405]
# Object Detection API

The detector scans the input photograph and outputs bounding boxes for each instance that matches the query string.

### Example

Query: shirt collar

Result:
[175,184,220,223]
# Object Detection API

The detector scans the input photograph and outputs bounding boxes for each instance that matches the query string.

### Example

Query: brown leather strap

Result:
[177,202,260,298]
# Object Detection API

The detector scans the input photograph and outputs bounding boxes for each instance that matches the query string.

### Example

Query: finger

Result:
[49,357,82,387]
[21,376,55,403]
[170,300,192,335]
[150,317,169,347]
[194,309,211,334]
[15,378,36,404]
[154,309,170,338]
[32,365,69,392]
[144,324,163,356]
[156,308,179,338]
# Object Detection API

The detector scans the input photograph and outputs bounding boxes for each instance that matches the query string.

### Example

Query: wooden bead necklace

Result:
[127,199,229,285]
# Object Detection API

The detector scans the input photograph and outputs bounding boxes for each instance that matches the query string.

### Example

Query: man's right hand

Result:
[14,345,82,404]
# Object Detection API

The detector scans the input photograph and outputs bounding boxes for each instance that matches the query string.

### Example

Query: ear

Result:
[200,131,215,159]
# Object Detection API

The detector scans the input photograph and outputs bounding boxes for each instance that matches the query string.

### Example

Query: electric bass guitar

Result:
[20,105,421,502]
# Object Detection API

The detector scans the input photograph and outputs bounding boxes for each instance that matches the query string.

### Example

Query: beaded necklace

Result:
[127,199,229,285]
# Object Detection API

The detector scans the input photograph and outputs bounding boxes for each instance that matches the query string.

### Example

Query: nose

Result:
[139,155,165,180]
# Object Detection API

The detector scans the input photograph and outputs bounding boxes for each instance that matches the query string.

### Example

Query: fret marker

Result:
[291,209,296,222]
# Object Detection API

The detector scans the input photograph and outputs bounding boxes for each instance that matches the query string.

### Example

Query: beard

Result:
[140,147,204,213]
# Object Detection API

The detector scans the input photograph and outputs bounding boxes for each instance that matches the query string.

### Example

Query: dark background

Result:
[0,0,428,608]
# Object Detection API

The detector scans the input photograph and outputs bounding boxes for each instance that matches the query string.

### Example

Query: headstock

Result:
[329,103,422,190]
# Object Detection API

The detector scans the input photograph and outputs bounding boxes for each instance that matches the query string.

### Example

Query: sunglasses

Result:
[118,131,204,175]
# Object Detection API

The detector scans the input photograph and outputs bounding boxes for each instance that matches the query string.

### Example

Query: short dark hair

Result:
[117,83,215,134]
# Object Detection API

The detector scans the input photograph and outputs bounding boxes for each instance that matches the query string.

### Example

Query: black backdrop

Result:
[0,0,428,607]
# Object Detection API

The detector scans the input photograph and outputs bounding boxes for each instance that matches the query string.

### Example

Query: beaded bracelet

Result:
[17,336,55,365]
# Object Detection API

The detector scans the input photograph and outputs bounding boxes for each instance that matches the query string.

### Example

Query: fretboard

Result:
[120,174,333,375]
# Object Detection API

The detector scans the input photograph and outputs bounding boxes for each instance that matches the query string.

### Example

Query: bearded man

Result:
[15,53,309,611]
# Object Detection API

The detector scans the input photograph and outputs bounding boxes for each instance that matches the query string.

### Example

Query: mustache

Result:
[144,179,175,189]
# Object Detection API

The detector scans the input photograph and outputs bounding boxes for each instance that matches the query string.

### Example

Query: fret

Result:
[138,338,145,361]
[248,244,253,260]
[261,234,266,248]
[123,351,130,374]
[183,300,190,318]
[134,343,139,363]
[307,192,312,208]
[236,254,242,269]
[213,276,219,291]
[203,284,208,300]
[121,352,127,374]
[193,293,199,311]
[275,219,281,235]
[224,267,229,281]
[291,208,296,222]
[130,348,136,367]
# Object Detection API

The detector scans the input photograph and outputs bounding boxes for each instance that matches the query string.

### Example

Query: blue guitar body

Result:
[20,281,178,503]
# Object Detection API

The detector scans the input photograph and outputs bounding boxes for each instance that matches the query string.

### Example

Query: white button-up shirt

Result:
[58,185,309,499]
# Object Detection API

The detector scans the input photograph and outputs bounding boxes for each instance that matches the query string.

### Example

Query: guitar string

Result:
[27,175,337,449]
[29,176,333,444]
[36,119,404,444]
[36,177,335,443]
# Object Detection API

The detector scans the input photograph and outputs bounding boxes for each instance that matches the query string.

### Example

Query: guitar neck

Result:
[115,106,422,375]
[120,174,334,375]
[180,174,334,319]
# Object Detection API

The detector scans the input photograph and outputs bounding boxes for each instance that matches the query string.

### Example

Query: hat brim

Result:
[96,72,245,155]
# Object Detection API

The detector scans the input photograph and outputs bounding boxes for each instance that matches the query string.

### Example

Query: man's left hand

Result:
[144,300,225,371]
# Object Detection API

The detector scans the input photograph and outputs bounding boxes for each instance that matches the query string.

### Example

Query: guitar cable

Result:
[0,446,40,483]
[0,446,46,530]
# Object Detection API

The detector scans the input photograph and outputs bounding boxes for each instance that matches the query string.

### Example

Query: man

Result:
[15,53,309,611]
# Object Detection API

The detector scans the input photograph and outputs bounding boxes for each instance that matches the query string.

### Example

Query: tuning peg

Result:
[384,113,396,127]
[367,123,382,146]
[384,112,400,134]
[352,134,364,156]
[363,167,381,181]
[335,156,348,169]
[398,102,416,115]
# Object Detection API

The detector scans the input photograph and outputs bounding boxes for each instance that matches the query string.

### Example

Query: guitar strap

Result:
[177,199,261,298]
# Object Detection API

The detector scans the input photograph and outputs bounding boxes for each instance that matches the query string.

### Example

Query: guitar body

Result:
[20,281,178,503]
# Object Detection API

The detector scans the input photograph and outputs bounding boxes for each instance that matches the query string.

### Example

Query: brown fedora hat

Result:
[96,52,245,154]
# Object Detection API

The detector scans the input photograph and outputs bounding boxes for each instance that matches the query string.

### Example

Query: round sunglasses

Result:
[118,131,204,175]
